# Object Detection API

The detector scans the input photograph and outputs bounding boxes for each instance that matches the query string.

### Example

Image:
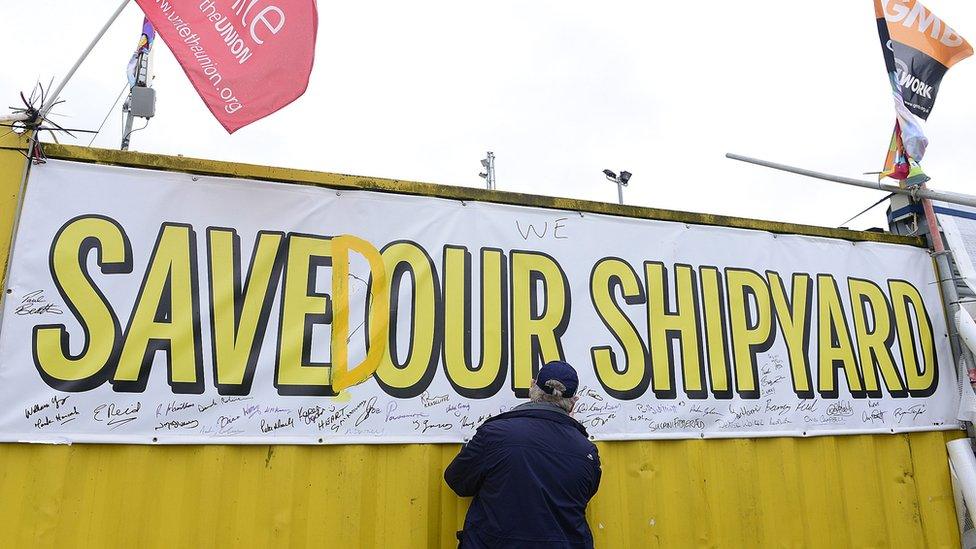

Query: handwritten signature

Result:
[894,404,926,424]
[14,290,63,316]
[826,401,854,418]
[420,392,449,407]
[94,402,141,430]
[155,419,200,431]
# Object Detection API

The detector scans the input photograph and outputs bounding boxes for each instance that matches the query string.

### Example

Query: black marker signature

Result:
[14,290,63,316]
[94,402,141,430]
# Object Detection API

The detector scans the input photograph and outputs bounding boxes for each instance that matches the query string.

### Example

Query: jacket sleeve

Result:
[589,444,603,499]
[444,426,492,497]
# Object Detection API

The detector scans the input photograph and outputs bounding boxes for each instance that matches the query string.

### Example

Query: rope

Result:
[837,192,895,228]
[87,83,129,147]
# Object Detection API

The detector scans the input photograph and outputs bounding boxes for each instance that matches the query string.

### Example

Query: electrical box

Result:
[130,87,156,119]
[888,192,915,223]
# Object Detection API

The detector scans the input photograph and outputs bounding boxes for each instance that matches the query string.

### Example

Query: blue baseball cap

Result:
[536,361,579,398]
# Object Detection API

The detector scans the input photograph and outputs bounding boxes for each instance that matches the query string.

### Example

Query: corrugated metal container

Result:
[0,433,963,547]
[0,135,964,547]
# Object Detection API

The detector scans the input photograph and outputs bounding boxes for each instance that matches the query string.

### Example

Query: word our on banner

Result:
[135,0,317,133]
[0,160,959,444]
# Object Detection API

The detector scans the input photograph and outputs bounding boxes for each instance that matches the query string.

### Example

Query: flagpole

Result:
[40,0,133,118]
[724,153,976,209]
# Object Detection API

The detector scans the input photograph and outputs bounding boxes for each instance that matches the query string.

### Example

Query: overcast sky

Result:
[2,1,975,231]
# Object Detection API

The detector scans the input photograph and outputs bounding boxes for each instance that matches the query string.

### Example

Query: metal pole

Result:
[40,0,132,118]
[935,251,963,358]
[0,113,30,125]
[488,152,496,190]
[120,98,136,151]
[726,153,976,209]
[480,152,496,190]
[121,49,150,151]
[617,180,624,205]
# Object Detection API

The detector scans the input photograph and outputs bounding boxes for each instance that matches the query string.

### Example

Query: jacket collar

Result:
[512,401,568,415]
[484,401,590,438]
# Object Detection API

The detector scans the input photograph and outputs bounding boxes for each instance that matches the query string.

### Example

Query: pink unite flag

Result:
[135,0,317,133]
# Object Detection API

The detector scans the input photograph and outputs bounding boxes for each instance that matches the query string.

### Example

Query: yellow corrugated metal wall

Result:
[0,433,964,547]
[0,138,966,547]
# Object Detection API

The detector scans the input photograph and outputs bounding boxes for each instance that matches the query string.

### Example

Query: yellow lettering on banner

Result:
[115,224,203,393]
[768,272,814,398]
[511,251,570,397]
[589,258,648,400]
[275,234,333,395]
[699,267,732,398]
[442,246,507,399]
[849,278,907,397]
[725,269,774,398]
[34,216,132,391]
[331,235,389,393]
[645,262,704,399]
[817,275,864,398]
[207,228,284,395]
[889,279,939,396]
[374,241,439,398]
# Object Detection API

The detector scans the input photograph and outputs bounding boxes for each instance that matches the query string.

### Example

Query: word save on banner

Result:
[136,0,317,132]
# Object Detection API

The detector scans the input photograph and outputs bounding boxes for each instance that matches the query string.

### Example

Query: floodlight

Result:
[603,168,631,205]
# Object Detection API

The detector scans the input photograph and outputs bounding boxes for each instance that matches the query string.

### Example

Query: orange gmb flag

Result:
[875,0,972,120]
[874,0,972,180]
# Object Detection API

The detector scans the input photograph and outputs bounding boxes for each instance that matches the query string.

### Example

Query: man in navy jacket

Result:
[444,361,602,548]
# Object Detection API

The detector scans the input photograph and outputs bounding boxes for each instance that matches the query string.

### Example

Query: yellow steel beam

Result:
[0,130,30,294]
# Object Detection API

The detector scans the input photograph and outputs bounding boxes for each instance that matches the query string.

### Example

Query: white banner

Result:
[0,160,959,444]
[936,201,976,297]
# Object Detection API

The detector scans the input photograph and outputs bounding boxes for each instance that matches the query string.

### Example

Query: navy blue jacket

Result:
[444,403,602,548]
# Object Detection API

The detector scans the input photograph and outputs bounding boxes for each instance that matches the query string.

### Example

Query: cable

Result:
[837,192,895,228]
[87,83,129,147]
[122,118,150,142]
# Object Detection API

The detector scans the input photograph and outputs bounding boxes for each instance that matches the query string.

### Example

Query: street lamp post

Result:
[603,169,632,205]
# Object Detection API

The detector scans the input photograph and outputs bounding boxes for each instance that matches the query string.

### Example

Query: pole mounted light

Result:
[603,169,631,205]
[479,152,496,190]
